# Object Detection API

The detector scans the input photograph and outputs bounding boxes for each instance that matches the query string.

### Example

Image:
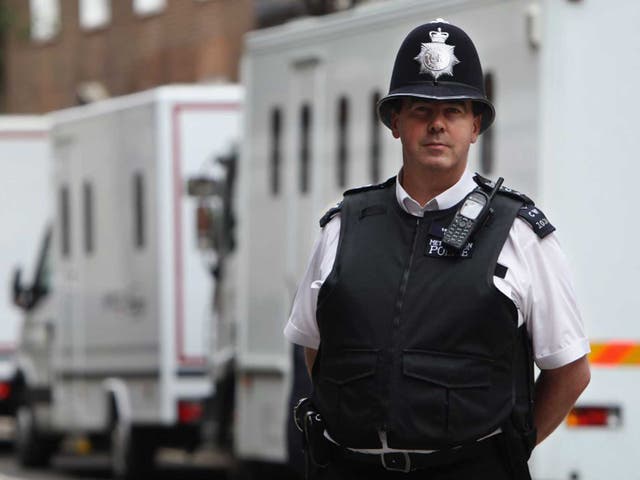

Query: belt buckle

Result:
[381,451,411,473]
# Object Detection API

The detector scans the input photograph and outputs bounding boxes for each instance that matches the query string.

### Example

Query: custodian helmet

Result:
[377,19,495,133]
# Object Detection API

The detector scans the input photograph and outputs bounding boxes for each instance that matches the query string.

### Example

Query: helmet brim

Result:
[377,82,495,133]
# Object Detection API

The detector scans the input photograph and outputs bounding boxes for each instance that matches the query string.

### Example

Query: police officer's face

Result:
[390,98,481,177]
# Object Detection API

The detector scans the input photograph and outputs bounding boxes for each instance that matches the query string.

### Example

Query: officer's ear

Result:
[390,99,404,139]
[391,113,401,139]
[469,101,482,144]
[470,113,481,144]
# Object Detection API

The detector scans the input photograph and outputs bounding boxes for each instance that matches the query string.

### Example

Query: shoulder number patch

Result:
[517,205,555,238]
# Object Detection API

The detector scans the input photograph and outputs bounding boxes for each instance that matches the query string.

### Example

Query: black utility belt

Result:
[329,434,504,473]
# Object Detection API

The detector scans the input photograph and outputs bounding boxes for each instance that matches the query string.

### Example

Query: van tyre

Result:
[14,404,54,467]
[111,419,155,480]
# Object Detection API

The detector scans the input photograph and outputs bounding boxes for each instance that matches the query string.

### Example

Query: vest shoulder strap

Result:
[321,176,395,227]
[343,176,396,197]
[319,202,342,228]
[473,173,534,205]
[474,173,556,239]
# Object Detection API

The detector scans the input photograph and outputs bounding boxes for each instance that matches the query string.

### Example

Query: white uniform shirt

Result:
[284,170,590,453]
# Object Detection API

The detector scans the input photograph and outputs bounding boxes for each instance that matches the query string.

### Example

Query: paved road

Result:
[0,441,229,480]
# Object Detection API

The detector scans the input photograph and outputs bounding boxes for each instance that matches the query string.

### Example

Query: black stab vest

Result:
[312,177,534,449]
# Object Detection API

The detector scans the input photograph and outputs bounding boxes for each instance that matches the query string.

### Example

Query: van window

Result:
[300,103,312,194]
[480,72,494,174]
[60,186,70,257]
[370,90,381,183]
[134,173,145,249]
[337,96,349,188]
[270,107,282,196]
[83,181,94,254]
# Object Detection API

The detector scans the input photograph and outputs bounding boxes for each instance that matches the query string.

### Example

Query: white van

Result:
[12,85,241,479]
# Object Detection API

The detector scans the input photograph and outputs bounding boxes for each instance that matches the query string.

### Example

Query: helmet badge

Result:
[414,27,460,80]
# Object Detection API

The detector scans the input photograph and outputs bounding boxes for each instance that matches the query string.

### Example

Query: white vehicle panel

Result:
[0,117,51,377]
[533,1,640,478]
[39,86,241,432]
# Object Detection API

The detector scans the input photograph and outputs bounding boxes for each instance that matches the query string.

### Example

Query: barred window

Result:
[83,181,94,254]
[134,173,145,249]
[370,90,382,183]
[270,107,282,196]
[299,103,312,194]
[60,186,71,257]
[336,96,349,188]
[480,72,495,174]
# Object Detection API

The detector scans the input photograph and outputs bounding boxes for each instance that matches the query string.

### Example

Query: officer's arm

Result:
[304,347,318,378]
[533,354,591,445]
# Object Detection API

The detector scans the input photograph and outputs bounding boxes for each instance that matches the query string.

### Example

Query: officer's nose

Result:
[428,113,445,134]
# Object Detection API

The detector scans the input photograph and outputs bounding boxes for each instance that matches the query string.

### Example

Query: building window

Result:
[336,96,349,188]
[370,90,381,183]
[30,0,60,42]
[270,107,282,196]
[60,186,71,257]
[133,0,166,16]
[134,173,145,249]
[299,103,312,194]
[480,72,494,174]
[79,0,111,30]
[83,181,94,254]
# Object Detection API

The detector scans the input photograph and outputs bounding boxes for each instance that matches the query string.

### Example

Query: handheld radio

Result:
[442,177,503,250]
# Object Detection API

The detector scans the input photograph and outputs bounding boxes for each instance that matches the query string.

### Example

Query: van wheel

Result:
[14,404,53,467]
[110,419,155,480]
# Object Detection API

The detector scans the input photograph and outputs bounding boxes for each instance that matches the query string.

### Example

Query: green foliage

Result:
[0,2,16,35]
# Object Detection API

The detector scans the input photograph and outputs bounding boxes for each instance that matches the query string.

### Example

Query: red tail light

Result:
[177,400,203,424]
[566,405,621,428]
[0,382,10,401]
[196,205,215,250]
[196,205,212,236]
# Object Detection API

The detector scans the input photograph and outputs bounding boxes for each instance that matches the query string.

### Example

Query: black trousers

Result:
[311,438,524,480]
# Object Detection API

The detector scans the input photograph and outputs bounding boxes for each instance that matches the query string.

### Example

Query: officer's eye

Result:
[445,107,463,114]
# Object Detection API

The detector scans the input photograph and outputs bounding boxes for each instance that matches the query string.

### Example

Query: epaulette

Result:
[473,173,534,205]
[319,202,342,228]
[343,176,396,196]
[473,173,555,239]
[516,205,556,239]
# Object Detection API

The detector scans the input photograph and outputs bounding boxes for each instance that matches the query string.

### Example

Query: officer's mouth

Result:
[423,142,449,149]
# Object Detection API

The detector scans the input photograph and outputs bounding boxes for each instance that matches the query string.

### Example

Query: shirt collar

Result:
[395,169,476,217]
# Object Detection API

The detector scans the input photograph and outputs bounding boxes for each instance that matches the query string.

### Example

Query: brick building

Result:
[0,0,368,113]
[0,0,256,113]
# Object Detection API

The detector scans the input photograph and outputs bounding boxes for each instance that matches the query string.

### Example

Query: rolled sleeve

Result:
[535,337,591,370]
[519,226,590,370]
[284,319,320,349]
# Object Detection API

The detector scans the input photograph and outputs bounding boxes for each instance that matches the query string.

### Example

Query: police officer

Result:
[286,19,590,479]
